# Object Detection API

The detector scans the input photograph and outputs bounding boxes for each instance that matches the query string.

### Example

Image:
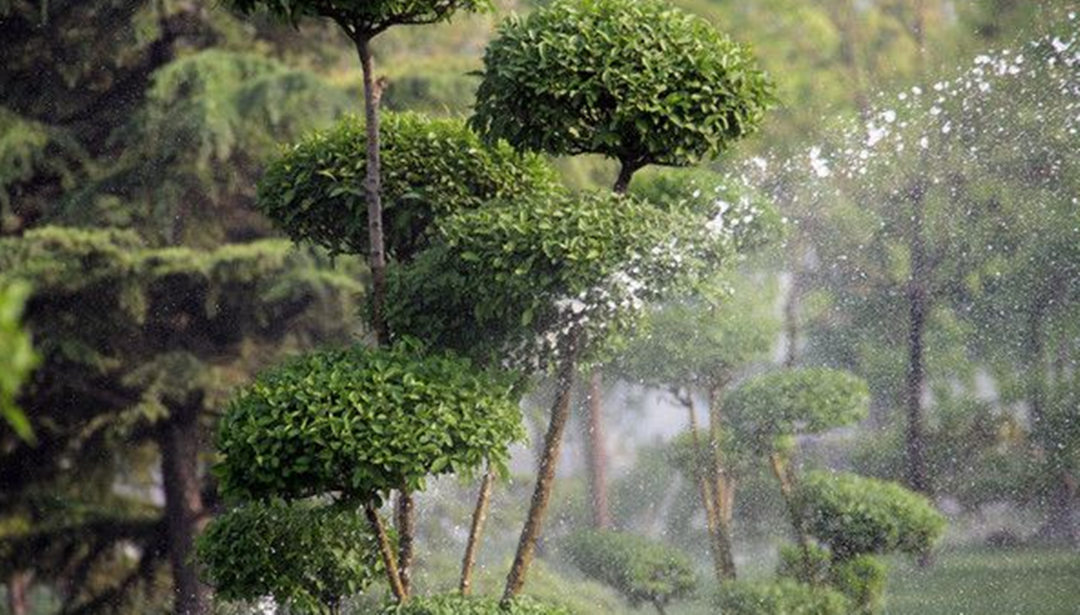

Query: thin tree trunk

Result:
[365,503,407,603]
[707,387,737,580]
[6,571,31,615]
[677,389,727,582]
[460,466,496,595]
[905,178,931,495]
[502,333,580,603]
[159,403,209,615]
[395,491,414,596]
[584,370,611,529]
[769,452,816,584]
[354,36,389,347]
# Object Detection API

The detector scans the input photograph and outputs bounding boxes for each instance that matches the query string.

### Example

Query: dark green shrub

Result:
[797,471,946,560]
[256,112,560,260]
[712,579,851,615]
[214,340,524,502]
[829,555,886,615]
[725,368,870,453]
[378,593,572,614]
[776,543,831,587]
[564,530,696,613]
[197,500,380,614]
[472,0,773,170]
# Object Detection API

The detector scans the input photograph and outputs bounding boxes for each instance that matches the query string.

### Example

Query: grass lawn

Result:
[884,546,1080,615]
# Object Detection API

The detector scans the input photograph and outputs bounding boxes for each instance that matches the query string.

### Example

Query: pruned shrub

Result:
[564,530,696,613]
[214,340,524,502]
[197,500,380,614]
[797,471,946,560]
[713,579,851,615]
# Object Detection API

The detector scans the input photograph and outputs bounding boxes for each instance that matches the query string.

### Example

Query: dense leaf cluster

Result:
[565,529,697,611]
[797,471,946,560]
[224,0,491,37]
[472,0,773,169]
[777,544,886,615]
[215,341,524,502]
[378,593,571,614]
[712,579,851,615]
[257,112,560,260]
[196,500,381,613]
[385,191,732,367]
[725,368,870,453]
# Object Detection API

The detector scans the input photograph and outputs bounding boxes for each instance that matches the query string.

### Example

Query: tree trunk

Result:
[905,178,931,495]
[460,467,496,595]
[676,389,727,582]
[159,403,209,615]
[502,333,580,603]
[395,491,414,596]
[354,36,389,348]
[769,452,816,585]
[707,387,737,580]
[6,571,31,615]
[365,503,407,603]
[584,370,611,529]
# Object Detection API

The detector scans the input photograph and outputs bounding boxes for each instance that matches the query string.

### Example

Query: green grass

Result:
[884,546,1080,615]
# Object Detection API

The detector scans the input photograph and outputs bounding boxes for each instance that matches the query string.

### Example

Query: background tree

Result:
[0,281,37,442]
[0,227,360,614]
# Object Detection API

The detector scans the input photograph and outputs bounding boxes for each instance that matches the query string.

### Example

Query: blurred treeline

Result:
[0,0,1076,613]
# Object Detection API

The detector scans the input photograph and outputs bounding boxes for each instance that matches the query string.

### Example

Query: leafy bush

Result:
[725,368,870,453]
[378,593,571,615]
[797,471,946,560]
[776,543,832,587]
[385,191,733,366]
[197,500,380,614]
[472,0,773,169]
[0,281,38,440]
[564,530,696,612]
[829,555,886,615]
[256,112,560,260]
[214,340,524,502]
[713,579,851,615]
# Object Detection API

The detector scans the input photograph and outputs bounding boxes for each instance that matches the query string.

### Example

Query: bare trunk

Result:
[905,179,931,495]
[707,387,737,580]
[584,370,611,529]
[769,452,815,585]
[502,333,580,603]
[365,503,407,603]
[6,571,31,615]
[160,403,209,615]
[460,467,496,595]
[354,36,389,348]
[678,390,726,582]
[395,491,414,596]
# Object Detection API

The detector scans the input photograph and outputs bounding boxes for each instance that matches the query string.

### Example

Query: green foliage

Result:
[257,111,560,260]
[726,368,870,453]
[0,107,86,228]
[776,542,832,587]
[712,579,851,615]
[829,555,887,615]
[225,0,492,35]
[378,593,571,615]
[197,500,380,613]
[472,0,774,168]
[385,190,732,367]
[564,530,697,611]
[798,471,946,561]
[215,341,524,502]
[0,281,38,441]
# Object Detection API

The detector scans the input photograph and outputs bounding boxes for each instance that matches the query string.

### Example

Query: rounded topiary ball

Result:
[257,111,560,260]
[472,0,773,168]
[215,341,524,502]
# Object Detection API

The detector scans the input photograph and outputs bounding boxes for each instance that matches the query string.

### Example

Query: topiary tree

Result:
[712,579,851,615]
[472,0,774,549]
[725,368,869,580]
[211,340,525,601]
[564,530,697,615]
[383,188,735,601]
[197,500,382,614]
